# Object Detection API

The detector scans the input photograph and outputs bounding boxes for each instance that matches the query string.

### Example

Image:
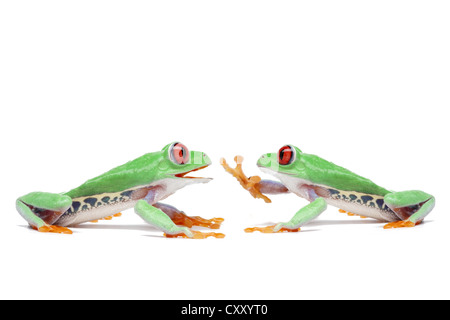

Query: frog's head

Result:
[158,142,212,184]
[256,145,307,180]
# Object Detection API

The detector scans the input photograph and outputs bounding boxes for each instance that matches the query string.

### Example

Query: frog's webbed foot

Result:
[32,225,73,234]
[165,230,226,239]
[172,214,224,229]
[383,220,417,229]
[338,209,367,219]
[244,225,300,234]
[220,156,272,203]
[153,203,224,229]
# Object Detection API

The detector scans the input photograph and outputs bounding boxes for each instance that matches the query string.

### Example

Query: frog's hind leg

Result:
[16,192,73,234]
[383,190,435,229]
[153,203,224,229]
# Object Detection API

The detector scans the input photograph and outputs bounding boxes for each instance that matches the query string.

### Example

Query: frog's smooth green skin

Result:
[16,142,221,238]
[229,145,435,231]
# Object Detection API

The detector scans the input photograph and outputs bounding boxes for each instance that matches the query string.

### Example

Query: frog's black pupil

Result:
[279,146,293,165]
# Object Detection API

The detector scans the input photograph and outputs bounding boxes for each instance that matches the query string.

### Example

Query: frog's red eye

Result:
[170,142,190,165]
[278,145,295,165]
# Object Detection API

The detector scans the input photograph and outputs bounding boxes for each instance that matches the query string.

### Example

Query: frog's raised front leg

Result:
[16,192,73,234]
[220,156,289,203]
[383,190,435,229]
[153,203,224,229]
[245,198,328,234]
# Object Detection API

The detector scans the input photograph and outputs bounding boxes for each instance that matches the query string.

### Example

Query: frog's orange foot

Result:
[383,220,417,229]
[189,216,224,229]
[34,225,73,234]
[164,230,226,239]
[338,209,367,219]
[171,212,224,229]
[90,212,122,223]
[220,156,271,203]
[244,225,301,234]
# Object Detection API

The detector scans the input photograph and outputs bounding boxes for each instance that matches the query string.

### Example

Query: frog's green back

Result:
[64,152,162,198]
[300,153,391,196]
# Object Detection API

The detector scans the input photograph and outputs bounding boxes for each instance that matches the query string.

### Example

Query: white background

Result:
[1,1,449,300]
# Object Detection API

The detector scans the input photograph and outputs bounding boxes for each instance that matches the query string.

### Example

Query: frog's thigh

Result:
[384,190,435,224]
[134,200,193,237]
[16,192,72,229]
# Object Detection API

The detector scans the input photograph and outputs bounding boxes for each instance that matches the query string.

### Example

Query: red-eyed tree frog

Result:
[221,145,435,233]
[16,142,224,239]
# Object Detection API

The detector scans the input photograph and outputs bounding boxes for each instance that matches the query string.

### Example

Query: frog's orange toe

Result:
[37,225,73,234]
[339,209,367,219]
[221,156,272,203]
[171,212,224,229]
[90,212,122,223]
[383,220,416,229]
[191,231,226,239]
[244,225,300,233]
[164,230,225,239]
[244,226,275,233]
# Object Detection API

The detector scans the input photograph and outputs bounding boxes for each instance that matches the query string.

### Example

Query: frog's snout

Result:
[191,150,212,166]
[257,155,266,167]
[257,153,272,166]
[202,152,212,166]
[257,153,279,171]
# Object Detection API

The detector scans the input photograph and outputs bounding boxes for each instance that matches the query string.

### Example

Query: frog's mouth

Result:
[259,166,295,177]
[174,165,211,179]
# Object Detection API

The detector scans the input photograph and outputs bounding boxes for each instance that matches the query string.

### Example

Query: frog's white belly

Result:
[55,177,211,226]
[57,199,138,226]
[323,197,397,222]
